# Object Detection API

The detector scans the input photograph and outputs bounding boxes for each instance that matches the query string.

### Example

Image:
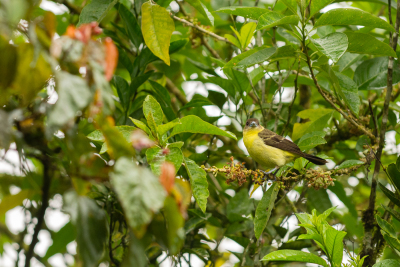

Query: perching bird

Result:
[243,118,327,171]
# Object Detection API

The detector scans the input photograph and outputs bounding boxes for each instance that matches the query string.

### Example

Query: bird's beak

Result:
[250,122,257,127]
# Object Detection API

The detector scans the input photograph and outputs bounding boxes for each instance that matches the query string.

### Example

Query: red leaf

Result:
[104,37,118,81]
[160,162,176,194]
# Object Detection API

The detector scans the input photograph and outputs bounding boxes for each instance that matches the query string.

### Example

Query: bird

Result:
[243,118,327,173]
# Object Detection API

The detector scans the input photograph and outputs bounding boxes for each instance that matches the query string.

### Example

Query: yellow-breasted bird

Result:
[243,118,327,171]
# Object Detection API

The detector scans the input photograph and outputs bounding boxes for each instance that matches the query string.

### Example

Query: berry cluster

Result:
[305,169,336,190]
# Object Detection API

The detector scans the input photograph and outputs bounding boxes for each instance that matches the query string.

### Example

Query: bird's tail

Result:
[302,153,328,165]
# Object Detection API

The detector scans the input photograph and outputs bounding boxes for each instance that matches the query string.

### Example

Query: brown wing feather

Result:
[258,129,304,156]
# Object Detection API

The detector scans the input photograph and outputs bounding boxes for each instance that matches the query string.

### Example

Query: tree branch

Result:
[25,157,51,267]
[360,0,400,264]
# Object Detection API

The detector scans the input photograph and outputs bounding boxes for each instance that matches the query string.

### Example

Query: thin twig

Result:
[171,14,234,45]
[302,41,376,142]
[281,60,300,136]
[369,100,379,137]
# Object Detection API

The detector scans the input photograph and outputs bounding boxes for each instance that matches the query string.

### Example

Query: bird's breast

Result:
[243,129,296,169]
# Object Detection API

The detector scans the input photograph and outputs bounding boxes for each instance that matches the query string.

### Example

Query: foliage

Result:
[1,0,400,266]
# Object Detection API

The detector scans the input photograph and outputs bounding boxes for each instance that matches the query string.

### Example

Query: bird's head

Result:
[244,118,261,131]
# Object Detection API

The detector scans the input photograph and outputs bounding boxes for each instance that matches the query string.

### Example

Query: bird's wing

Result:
[258,129,304,156]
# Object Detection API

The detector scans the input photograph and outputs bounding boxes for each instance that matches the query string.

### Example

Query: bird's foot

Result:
[260,168,279,182]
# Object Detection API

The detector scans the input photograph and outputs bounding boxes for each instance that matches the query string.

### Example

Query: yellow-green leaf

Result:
[292,109,334,141]
[141,2,175,65]
[0,189,35,215]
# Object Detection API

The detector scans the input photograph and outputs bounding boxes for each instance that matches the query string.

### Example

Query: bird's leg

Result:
[271,167,280,181]
[260,168,279,182]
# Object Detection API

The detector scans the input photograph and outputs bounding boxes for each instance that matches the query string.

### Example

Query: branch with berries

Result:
[201,157,365,190]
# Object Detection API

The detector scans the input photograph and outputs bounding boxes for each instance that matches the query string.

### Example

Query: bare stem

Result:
[25,157,51,267]
[171,14,234,45]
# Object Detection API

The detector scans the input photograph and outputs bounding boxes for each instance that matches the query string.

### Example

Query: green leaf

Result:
[354,57,400,90]
[345,32,396,57]
[224,68,251,93]
[169,115,237,140]
[311,32,348,63]
[224,46,277,68]
[206,76,237,100]
[116,3,143,48]
[387,163,400,192]
[397,156,400,172]
[48,72,92,129]
[376,214,397,237]
[111,157,166,231]
[296,213,313,225]
[208,90,226,110]
[164,196,185,254]
[129,117,152,137]
[382,232,400,252]
[224,34,241,48]
[0,189,35,216]
[314,8,395,32]
[373,259,400,267]
[268,45,297,61]
[0,37,17,90]
[179,94,214,111]
[382,204,400,222]
[132,39,188,76]
[261,250,328,267]
[113,76,130,111]
[185,0,214,25]
[100,124,136,157]
[143,95,164,125]
[87,126,135,145]
[43,223,76,260]
[146,146,183,175]
[323,225,347,267]
[226,188,253,222]
[328,182,358,218]
[318,63,341,96]
[281,0,297,14]
[238,22,257,50]
[215,6,270,20]
[309,0,335,18]
[78,0,117,26]
[336,159,364,169]
[292,109,334,141]
[121,233,148,267]
[307,188,332,214]
[254,183,279,239]
[297,131,327,151]
[11,44,52,105]
[155,0,173,7]
[167,141,184,149]
[186,58,217,76]
[141,2,175,65]
[340,213,363,239]
[336,53,363,72]
[378,182,400,208]
[157,118,181,137]
[334,72,360,115]
[64,192,108,267]
[257,13,299,31]
[184,158,209,213]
